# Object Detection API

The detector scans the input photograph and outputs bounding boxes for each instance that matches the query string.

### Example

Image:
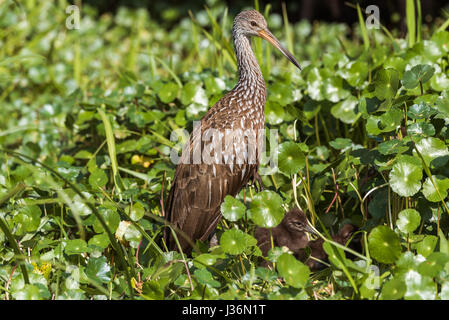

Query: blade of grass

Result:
[152,56,183,88]
[220,7,229,76]
[416,0,422,43]
[281,2,294,54]
[148,129,176,148]
[406,0,416,47]
[326,242,359,293]
[74,38,81,88]
[188,10,237,70]
[118,166,154,184]
[98,107,123,197]
[0,54,45,67]
[127,15,143,73]
[357,3,370,51]
[204,6,236,66]
[436,16,449,33]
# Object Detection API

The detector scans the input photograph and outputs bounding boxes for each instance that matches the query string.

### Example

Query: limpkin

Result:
[255,207,315,266]
[255,207,361,271]
[164,10,301,253]
[306,223,360,271]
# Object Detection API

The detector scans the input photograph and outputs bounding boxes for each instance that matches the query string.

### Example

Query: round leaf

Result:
[374,68,399,100]
[126,201,145,221]
[402,64,435,89]
[378,108,403,132]
[65,239,88,255]
[404,274,435,300]
[422,176,449,202]
[329,138,353,150]
[14,284,42,300]
[88,168,108,188]
[158,82,179,103]
[193,253,220,267]
[407,122,435,137]
[330,95,359,124]
[276,253,310,288]
[397,209,421,234]
[396,251,426,273]
[278,142,305,176]
[407,102,437,119]
[221,195,246,222]
[14,205,42,235]
[368,226,402,264]
[342,61,368,87]
[181,81,199,105]
[181,82,208,106]
[389,157,423,197]
[194,268,220,288]
[416,235,438,257]
[88,232,110,249]
[266,101,285,125]
[414,137,449,168]
[418,252,449,278]
[86,256,111,284]
[323,76,350,102]
[378,140,406,155]
[93,207,120,233]
[204,76,226,95]
[248,190,284,228]
[381,278,406,300]
[220,228,256,255]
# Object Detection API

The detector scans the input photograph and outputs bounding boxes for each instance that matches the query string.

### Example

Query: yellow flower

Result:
[32,262,52,280]
[131,154,143,164]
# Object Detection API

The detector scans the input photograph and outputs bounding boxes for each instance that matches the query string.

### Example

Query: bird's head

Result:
[338,224,357,240]
[233,9,301,70]
[283,207,316,235]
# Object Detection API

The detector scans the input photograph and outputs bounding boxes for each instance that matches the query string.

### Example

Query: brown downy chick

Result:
[255,207,314,265]
[255,208,362,270]
[306,223,360,271]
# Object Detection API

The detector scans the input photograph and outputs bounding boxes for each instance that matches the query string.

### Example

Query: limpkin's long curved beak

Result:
[258,29,302,71]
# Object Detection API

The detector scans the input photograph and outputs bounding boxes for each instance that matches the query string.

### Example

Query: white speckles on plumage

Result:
[180,10,269,170]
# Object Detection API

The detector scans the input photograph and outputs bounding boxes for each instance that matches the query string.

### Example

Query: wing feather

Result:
[164,91,263,253]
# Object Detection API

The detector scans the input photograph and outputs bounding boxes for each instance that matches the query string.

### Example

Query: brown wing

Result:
[165,162,256,253]
[164,91,263,254]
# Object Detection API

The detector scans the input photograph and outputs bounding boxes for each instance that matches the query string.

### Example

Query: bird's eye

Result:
[250,21,258,27]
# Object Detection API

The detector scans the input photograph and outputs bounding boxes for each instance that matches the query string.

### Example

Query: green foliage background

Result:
[1,0,449,300]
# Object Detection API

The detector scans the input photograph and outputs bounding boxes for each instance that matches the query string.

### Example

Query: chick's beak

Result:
[304,223,318,236]
[258,29,302,70]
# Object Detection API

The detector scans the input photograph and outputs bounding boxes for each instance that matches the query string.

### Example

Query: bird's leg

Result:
[252,171,264,192]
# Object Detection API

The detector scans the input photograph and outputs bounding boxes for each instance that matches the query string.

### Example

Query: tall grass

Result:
[356,3,370,51]
[406,0,422,47]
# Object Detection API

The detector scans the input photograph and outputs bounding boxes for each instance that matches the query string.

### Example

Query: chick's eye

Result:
[250,21,258,27]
